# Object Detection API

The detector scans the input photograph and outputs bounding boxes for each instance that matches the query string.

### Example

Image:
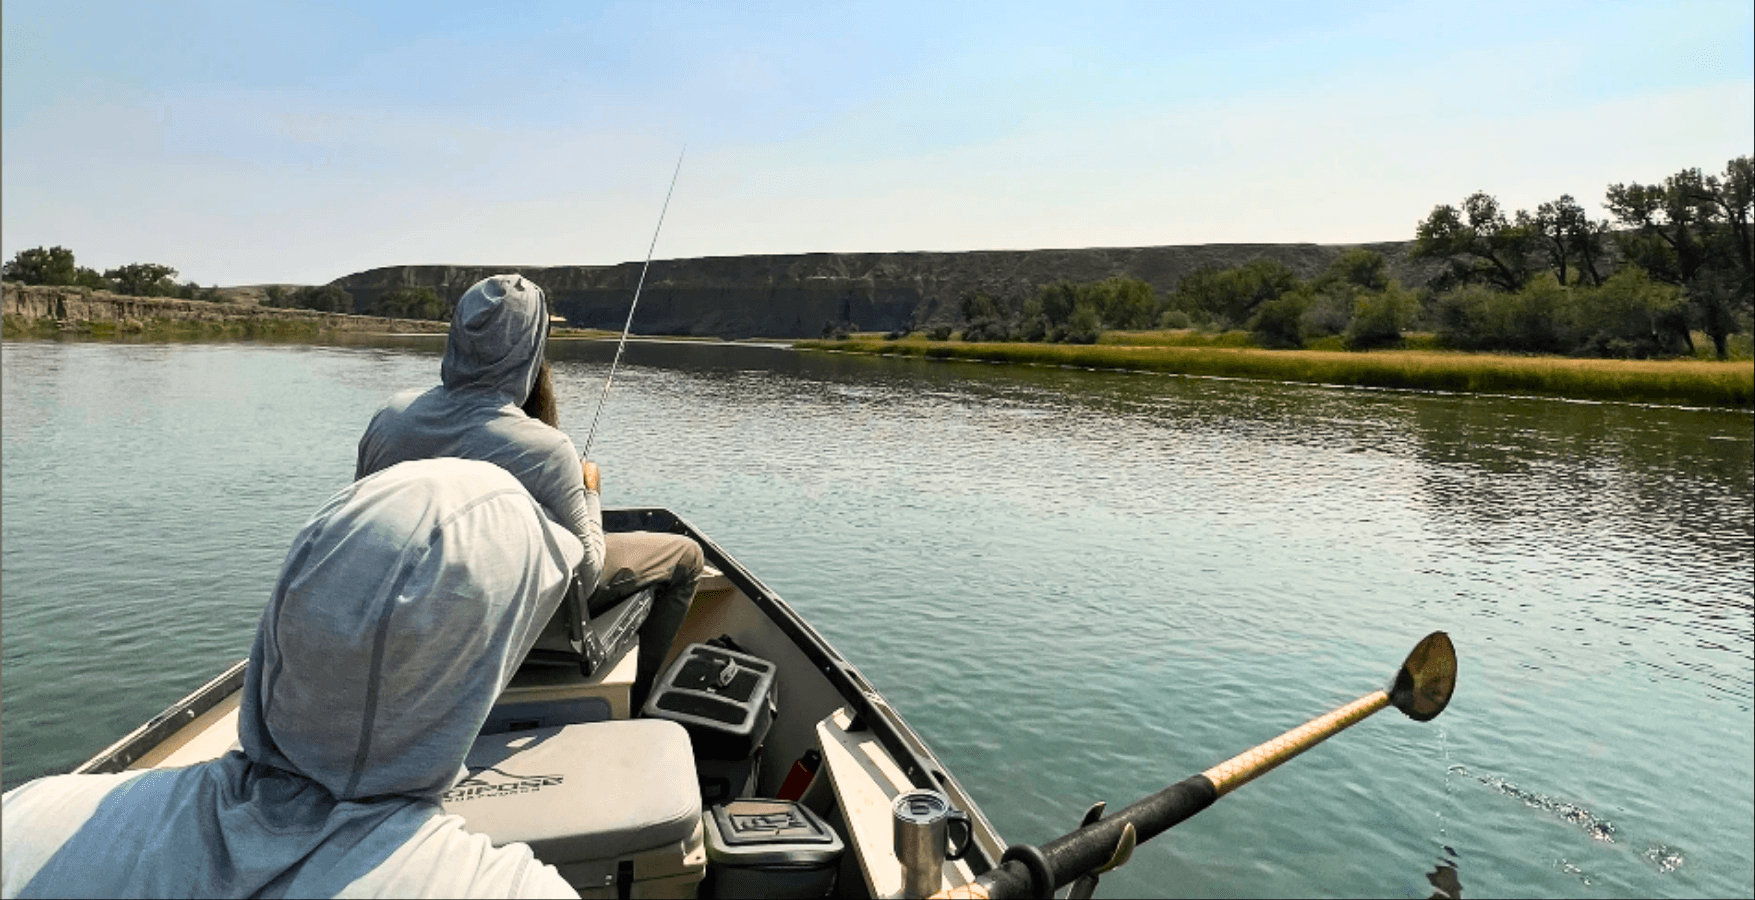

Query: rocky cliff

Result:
[333,241,1442,339]
[1,283,449,334]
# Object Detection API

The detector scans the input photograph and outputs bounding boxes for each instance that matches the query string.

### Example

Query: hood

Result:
[440,274,549,403]
[238,457,583,800]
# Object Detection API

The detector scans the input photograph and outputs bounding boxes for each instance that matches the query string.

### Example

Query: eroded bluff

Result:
[333,242,1434,339]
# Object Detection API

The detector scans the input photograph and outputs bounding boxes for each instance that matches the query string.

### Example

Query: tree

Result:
[1248,290,1310,349]
[1315,247,1389,292]
[3,246,79,285]
[375,286,445,320]
[1569,267,1689,358]
[1173,260,1299,328]
[1606,156,1753,358]
[72,267,111,290]
[1093,276,1157,330]
[1343,282,1418,350]
[959,290,1002,322]
[289,285,354,313]
[105,263,178,297]
[1412,192,1536,291]
[1527,195,1608,286]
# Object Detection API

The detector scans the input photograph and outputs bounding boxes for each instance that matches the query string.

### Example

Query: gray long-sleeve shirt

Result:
[3,459,583,898]
[354,274,605,592]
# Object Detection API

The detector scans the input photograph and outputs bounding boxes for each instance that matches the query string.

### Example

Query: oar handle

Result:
[1203,690,1388,796]
[942,690,1391,900]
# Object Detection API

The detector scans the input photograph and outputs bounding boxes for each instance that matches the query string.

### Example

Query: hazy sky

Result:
[3,0,1751,286]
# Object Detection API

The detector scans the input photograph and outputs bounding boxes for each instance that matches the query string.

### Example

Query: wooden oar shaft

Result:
[944,689,1392,899]
[1203,689,1388,796]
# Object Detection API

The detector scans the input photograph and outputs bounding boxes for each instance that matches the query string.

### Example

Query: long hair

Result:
[521,360,559,428]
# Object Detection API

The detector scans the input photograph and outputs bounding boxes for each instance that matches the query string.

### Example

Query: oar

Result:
[939,631,1457,900]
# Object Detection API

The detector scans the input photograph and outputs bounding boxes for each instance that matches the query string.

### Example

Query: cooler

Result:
[702,799,844,899]
[643,643,777,804]
[444,720,707,898]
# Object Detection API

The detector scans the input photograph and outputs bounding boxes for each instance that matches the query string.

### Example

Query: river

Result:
[3,337,1750,898]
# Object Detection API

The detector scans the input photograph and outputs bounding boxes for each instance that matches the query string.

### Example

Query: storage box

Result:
[698,750,760,807]
[444,720,706,898]
[643,643,776,761]
[703,799,844,899]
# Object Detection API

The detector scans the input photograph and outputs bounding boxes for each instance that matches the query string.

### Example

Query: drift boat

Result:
[71,509,1458,900]
[72,509,1003,898]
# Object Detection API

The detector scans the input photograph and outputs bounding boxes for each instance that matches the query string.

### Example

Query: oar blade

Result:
[1387,631,1456,722]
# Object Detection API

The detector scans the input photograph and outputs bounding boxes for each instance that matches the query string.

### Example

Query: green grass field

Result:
[799,335,1755,408]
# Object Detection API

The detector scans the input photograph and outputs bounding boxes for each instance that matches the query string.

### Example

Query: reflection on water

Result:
[1427,847,1463,899]
[3,337,1751,899]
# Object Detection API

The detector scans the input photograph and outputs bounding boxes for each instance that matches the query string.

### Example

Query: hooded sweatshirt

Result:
[2,458,584,898]
[356,274,605,592]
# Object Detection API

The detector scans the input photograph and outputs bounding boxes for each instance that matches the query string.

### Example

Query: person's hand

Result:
[582,460,601,494]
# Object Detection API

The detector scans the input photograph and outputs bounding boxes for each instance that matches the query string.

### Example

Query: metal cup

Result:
[892,788,973,898]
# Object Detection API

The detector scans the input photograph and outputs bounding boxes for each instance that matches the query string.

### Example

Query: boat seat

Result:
[527,584,653,679]
[445,720,707,898]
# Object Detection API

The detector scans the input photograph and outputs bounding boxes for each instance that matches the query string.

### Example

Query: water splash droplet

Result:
[1641,843,1685,873]
[1476,773,1616,842]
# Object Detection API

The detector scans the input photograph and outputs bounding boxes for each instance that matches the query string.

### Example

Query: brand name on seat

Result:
[443,766,566,802]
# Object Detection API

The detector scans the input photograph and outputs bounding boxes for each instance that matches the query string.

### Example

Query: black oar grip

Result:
[970,775,1219,899]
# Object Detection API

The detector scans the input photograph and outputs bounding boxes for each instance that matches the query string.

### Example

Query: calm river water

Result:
[3,337,1751,898]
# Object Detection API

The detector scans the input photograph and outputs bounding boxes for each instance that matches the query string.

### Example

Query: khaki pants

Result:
[588,531,704,710]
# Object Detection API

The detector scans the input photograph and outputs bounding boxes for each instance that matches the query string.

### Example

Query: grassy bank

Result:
[798,337,1755,408]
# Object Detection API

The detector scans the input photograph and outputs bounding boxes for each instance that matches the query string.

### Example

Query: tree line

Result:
[928,155,1750,359]
[1,247,226,302]
[1,246,449,321]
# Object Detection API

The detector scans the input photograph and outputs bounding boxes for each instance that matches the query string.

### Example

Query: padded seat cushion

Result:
[443,720,701,863]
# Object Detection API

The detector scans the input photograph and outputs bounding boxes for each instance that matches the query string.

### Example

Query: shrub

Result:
[1569,268,1689,358]
[375,286,446,320]
[1158,309,1191,329]
[1248,291,1310,349]
[289,285,355,313]
[962,318,1013,342]
[1059,303,1103,344]
[1344,282,1418,350]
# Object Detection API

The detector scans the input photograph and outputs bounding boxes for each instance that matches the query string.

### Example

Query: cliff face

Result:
[333,241,1441,339]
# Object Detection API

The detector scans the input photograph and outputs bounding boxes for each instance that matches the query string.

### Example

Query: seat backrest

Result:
[527,582,653,677]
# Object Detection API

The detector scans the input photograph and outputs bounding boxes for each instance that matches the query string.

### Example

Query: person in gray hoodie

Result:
[2,458,583,898]
[355,274,701,709]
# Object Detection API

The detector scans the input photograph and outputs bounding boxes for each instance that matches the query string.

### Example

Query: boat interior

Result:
[76,509,1003,899]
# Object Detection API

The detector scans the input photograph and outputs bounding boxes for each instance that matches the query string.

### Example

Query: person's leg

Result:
[593,531,704,710]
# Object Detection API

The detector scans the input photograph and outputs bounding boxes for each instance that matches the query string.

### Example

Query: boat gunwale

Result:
[72,659,249,776]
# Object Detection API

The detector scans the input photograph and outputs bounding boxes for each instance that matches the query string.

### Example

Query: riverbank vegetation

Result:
[801,337,1753,408]
[1,247,229,302]
[1,246,451,321]
[881,156,1750,363]
[2,311,328,341]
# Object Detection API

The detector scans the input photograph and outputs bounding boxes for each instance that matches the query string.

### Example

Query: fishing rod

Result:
[581,146,686,459]
[939,631,1458,900]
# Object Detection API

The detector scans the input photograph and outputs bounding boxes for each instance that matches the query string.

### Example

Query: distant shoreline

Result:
[799,337,1755,409]
[9,280,1743,409]
[2,282,449,339]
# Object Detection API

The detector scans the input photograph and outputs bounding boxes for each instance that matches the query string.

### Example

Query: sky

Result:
[3,0,1751,287]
